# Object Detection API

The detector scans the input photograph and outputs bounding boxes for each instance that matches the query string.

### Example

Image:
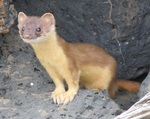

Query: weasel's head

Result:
[18,12,55,43]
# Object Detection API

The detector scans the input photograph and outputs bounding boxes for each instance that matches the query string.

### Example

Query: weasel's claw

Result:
[62,90,77,105]
[51,89,77,105]
[51,89,65,104]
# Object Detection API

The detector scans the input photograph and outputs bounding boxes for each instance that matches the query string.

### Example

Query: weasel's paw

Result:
[51,89,65,104]
[62,90,77,105]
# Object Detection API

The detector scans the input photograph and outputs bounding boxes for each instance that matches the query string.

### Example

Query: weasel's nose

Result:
[23,34,32,39]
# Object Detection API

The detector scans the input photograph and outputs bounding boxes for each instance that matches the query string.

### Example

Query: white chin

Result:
[22,37,45,44]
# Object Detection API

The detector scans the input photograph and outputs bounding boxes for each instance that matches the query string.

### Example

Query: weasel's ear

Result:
[18,12,27,23]
[40,13,55,25]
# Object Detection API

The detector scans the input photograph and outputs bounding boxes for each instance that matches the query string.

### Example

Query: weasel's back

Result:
[69,42,116,69]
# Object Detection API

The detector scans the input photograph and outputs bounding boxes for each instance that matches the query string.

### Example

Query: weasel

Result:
[18,12,140,105]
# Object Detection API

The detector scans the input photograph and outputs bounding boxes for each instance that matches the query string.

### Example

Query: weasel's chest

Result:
[33,46,68,70]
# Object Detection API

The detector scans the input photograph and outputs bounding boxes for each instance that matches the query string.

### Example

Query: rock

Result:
[115,92,150,119]
[0,0,17,33]
[13,0,150,80]
[3,85,120,118]
[138,70,150,99]
[0,0,3,6]
[0,89,121,119]
[0,88,6,97]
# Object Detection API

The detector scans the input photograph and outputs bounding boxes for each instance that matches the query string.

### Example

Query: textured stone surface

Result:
[115,92,150,119]
[0,0,17,33]
[0,89,121,119]
[138,70,150,99]
[13,0,150,80]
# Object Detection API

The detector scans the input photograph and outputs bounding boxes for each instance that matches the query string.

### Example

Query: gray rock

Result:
[0,0,17,33]
[0,88,6,97]
[0,89,121,119]
[138,71,150,99]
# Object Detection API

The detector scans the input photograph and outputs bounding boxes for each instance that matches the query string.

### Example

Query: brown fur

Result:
[18,12,141,105]
[116,80,140,93]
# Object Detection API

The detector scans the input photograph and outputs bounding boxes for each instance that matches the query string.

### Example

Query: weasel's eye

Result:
[36,27,41,32]
[22,27,25,32]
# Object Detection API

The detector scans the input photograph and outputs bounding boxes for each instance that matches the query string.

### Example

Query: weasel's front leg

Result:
[62,69,80,105]
[43,65,65,104]
[51,76,65,104]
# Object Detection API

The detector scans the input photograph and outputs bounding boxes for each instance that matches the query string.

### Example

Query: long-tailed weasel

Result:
[18,12,140,105]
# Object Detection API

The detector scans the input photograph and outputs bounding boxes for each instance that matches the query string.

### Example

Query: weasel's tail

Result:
[116,80,141,93]
[108,79,141,99]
